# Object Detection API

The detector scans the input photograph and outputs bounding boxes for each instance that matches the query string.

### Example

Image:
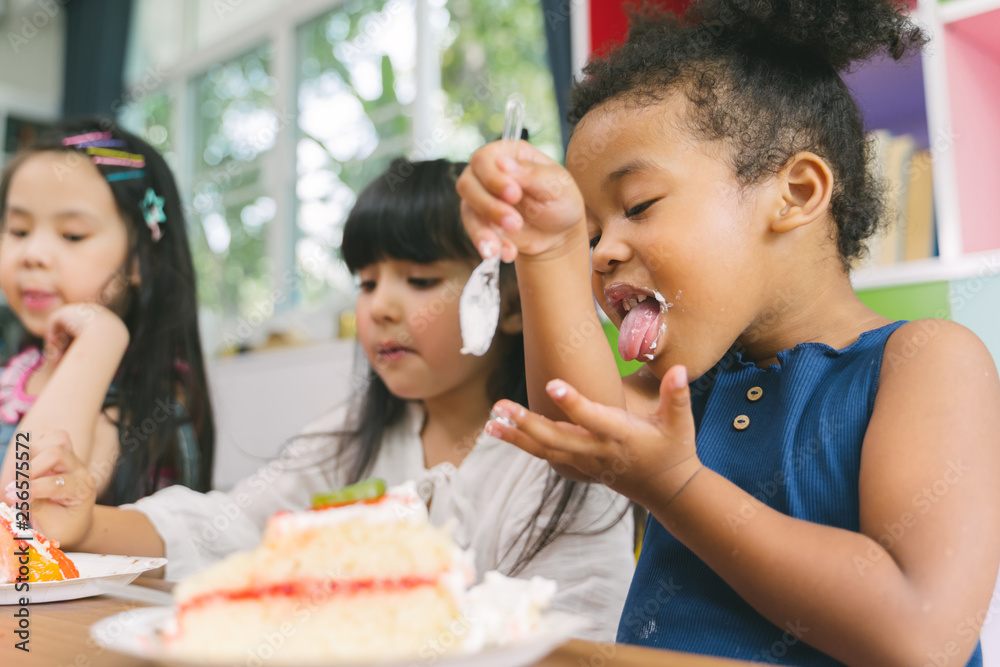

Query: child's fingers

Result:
[545,379,630,441]
[500,237,519,263]
[507,139,555,167]
[459,200,504,260]
[485,416,580,467]
[456,172,523,242]
[459,151,524,216]
[26,470,94,506]
[656,365,694,428]
[26,430,74,462]
[490,400,599,456]
[25,443,75,482]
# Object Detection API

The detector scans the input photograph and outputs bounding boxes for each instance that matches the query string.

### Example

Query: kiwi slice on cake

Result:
[311,477,387,509]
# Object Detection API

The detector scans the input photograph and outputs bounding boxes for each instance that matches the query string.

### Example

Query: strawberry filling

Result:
[179,575,440,612]
[618,300,661,362]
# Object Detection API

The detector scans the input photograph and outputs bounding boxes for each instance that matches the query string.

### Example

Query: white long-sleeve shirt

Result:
[124,402,635,640]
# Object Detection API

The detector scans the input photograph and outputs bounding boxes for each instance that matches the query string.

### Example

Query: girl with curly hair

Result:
[458,1,1000,664]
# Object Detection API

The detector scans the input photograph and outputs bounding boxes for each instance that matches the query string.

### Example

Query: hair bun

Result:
[688,0,927,71]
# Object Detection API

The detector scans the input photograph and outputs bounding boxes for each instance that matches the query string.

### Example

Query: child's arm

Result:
[5,430,165,559]
[487,321,1000,667]
[459,141,634,420]
[0,303,129,492]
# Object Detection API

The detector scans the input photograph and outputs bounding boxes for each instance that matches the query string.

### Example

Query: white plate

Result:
[91,605,591,667]
[0,553,167,605]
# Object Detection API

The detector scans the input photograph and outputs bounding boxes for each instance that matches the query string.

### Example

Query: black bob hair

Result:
[568,0,928,268]
[333,157,620,573]
[0,118,215,504]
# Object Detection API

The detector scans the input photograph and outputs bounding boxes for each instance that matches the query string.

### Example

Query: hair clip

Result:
[75,139,127,149]
[142,187,166,242]
[106,170,146,182]
[87,147,145,169]
[62,131,111,146]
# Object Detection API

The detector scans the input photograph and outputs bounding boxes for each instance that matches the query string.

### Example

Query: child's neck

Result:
[738,269,891,368]
[419,385,494,470]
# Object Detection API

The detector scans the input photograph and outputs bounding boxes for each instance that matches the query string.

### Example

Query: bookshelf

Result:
[847,0,1000,368]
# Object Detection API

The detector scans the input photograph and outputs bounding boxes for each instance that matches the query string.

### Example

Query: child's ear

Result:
[770,151,834,234]
[129,256,141,288]
[498,282,523,335]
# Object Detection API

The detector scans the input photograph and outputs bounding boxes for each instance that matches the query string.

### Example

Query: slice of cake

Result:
[0,501,80,583]
[165,480,480,664]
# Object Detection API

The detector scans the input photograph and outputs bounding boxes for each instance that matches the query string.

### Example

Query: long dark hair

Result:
[568,0,927,269]
[334,157,618,573]
[0,118,215,504]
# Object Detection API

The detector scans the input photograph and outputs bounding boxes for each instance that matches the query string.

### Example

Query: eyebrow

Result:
[54,210,100,223]
[6,205,98,222]
[604,158,661,189]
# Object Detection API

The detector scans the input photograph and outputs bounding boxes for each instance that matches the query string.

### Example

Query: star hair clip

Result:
[142,187,166,242]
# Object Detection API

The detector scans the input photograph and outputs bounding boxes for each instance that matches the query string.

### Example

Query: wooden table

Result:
[0,578,749,666]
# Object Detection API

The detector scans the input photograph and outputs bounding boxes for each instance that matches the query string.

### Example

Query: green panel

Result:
[602,320,645,377]
[856,282,951,321]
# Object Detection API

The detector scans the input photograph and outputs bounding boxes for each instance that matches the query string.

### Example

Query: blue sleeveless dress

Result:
[616,321,983,666]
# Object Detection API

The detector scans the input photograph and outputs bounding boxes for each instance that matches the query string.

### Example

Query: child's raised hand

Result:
[4,431,98,548]
[457,140,586,263]
[43,303,128,365]
[486,365,703,508]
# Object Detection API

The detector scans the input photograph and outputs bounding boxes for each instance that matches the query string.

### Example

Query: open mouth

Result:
[604,284,671,363]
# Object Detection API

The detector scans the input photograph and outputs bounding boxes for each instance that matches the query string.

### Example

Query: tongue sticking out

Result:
[618,300,662,362]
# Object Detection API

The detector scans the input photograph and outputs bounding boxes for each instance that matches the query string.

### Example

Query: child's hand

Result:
[43,303,128,364]
[486,365,702,509]
[4,431,98,548]
[457,140,586,262]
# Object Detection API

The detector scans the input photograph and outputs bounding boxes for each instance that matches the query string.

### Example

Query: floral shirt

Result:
[0,347,43,426]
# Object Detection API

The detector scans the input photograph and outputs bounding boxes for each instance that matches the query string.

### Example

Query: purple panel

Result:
[842,52,929,150]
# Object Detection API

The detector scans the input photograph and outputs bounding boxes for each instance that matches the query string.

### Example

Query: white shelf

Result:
[937,0,1000,24]
[852,249,1000,290]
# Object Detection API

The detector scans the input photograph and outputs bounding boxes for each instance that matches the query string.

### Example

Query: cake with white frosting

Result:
[165,480,555,664]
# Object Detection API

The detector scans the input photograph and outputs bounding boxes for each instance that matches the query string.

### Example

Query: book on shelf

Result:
[863,131,936,268]
[902,150,935,262]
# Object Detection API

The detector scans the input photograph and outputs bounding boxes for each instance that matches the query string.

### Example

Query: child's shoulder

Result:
[881,319,995,381]
[874,318,999,423]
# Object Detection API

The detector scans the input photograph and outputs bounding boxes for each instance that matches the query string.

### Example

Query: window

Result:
[190,45,278,319]
[122,0,561,355]
[295,0,416,309]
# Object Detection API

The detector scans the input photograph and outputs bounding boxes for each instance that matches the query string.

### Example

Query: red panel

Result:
[590,0,692,55]
[588,0,914,55]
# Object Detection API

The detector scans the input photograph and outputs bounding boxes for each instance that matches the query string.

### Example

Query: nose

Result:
[20,230,52,268]
[368,279,403,324]
[590,222,633,274]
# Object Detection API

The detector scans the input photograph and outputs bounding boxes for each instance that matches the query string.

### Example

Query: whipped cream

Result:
[461,571,557,652]
[267,481,427,534]
[459,254,502,356]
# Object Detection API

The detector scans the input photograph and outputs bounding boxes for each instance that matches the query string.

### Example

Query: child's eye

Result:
[63,234,87,242]
[5,229,27,238]
[359,280,376,292]
[589,234,602,249]
[625,200,658,219]
[408,278,441,289]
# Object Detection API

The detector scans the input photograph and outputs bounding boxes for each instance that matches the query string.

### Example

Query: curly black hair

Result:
[568,0,928,268]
